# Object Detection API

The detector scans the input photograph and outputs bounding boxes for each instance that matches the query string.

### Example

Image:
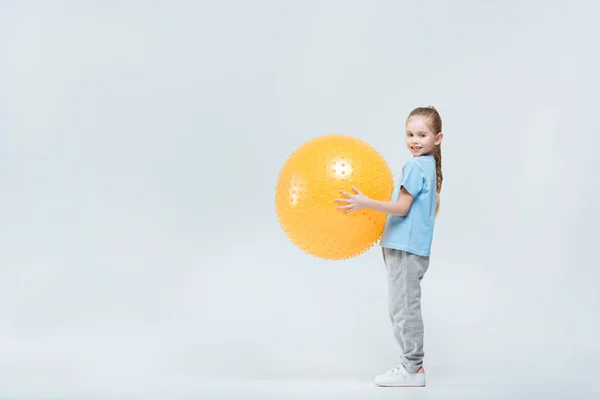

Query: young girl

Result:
[336,106,444,387]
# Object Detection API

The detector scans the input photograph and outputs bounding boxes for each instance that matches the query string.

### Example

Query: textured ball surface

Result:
[275,134,394,260]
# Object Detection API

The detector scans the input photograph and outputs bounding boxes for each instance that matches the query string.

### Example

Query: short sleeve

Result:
[400,162,424,197]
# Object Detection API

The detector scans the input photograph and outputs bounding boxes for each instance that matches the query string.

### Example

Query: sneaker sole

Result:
[375,383,426,387]
[374,377,426,387]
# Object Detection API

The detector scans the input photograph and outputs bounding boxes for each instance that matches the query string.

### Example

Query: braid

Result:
[433,144,442,216]
[407,105,444,216]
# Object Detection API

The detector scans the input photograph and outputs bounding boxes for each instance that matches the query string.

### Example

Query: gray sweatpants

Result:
[382,247,430,373]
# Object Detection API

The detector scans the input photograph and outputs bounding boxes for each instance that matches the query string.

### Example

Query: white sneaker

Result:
[373,365,426,387]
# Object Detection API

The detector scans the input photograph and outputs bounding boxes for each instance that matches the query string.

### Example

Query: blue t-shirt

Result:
[380,155,437,257]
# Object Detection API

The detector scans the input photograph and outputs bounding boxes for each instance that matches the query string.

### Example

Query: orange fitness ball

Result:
[275,134,394,260]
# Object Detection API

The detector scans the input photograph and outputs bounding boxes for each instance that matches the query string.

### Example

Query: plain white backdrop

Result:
[1,0,599,397]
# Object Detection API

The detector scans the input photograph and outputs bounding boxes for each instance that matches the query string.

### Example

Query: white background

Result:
[1,0,599,397]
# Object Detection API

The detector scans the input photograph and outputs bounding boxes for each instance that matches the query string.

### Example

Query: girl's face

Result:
[405,116,442,157]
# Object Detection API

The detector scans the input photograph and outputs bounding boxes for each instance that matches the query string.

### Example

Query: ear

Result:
[435,132,443,146]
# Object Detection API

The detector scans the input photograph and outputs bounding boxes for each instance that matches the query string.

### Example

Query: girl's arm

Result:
[336,186,414,216]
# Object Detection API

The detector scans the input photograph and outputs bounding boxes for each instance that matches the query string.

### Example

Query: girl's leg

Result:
[383,247,430,373]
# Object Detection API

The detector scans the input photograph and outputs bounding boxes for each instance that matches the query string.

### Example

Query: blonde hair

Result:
[407,105,443,216]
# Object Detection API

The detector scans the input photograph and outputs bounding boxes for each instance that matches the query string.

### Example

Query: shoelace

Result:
[385,366,407,377]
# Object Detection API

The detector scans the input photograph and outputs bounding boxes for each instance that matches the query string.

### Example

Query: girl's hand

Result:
[336,186,369,213]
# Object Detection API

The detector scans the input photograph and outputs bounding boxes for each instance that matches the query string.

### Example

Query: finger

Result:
[352,186,363,194]
[334,198,350,203]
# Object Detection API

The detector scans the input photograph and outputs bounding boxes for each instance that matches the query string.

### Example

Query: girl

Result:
[336,106,444,387]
